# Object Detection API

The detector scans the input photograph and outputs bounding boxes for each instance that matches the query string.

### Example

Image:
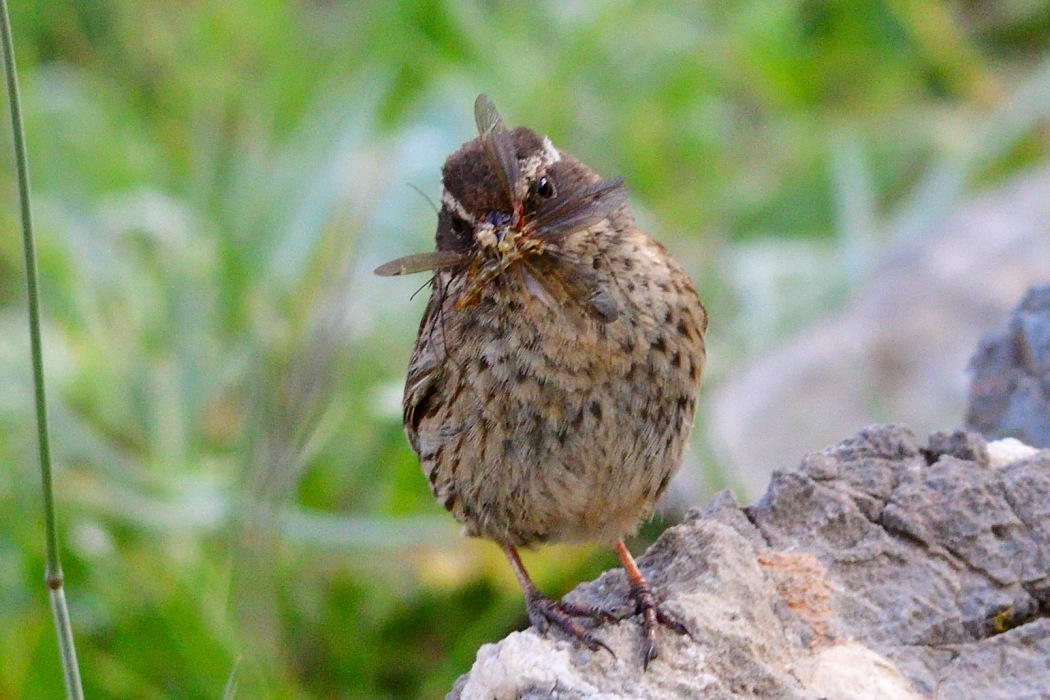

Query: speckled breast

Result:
[404,229,706,548]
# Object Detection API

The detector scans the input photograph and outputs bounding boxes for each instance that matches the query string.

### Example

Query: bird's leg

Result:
[614,539,690,668]
[503,545,613,656]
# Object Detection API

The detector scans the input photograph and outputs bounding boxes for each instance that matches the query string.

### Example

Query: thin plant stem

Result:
[0,2,85,698]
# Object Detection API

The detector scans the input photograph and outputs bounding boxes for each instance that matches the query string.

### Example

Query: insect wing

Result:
[583,287,619,322]
[474,94,522,208]
[474,93,507,136]
[530,177,628,242]
[374,250,467,276]
[522,253,620,322]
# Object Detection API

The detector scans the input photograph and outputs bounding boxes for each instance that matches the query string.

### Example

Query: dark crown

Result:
[441,127,547,216]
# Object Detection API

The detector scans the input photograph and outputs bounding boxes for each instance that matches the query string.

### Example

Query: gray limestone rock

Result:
[967,284,1050,448]
[447,426,1050,700]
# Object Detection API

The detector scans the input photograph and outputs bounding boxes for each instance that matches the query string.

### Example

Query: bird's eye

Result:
[450,215,470,236]
[534,176,555,199]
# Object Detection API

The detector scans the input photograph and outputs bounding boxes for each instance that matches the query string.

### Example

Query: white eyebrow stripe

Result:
[520,137,563,182]
[541,137,562,166]
[441,189,476,223]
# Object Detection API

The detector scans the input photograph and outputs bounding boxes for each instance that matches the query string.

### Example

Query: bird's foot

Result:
[622,577,691,668]
[524,589,615,658]
[613,540,692,668]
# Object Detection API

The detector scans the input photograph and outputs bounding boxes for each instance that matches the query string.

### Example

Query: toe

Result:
[524,590,615,658]
[654,606,692,638]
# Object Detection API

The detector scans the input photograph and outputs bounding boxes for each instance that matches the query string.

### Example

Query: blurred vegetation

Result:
[1,0,1048,697]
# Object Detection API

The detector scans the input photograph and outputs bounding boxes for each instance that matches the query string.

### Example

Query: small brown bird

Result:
[376,95,707,666]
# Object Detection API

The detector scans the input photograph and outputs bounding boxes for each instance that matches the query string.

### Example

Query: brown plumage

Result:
[377,96,707,666]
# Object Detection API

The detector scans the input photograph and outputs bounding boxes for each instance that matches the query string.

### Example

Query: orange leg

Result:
[614,539,690,668]
[503,544,613,656]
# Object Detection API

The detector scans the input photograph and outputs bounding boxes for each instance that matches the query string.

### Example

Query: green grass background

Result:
[2,1,1048,697]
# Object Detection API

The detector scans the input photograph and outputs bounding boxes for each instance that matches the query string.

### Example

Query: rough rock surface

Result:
[447,425,1050,700]
[968,284,1050,448]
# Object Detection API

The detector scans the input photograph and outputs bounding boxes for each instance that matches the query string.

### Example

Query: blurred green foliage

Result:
[1,1,1048,697]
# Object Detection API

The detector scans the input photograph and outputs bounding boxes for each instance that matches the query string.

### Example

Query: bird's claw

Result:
[627,579,692,669]
[525,590,616,658]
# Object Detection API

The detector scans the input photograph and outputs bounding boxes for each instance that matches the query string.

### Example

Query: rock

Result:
[708,168,1050,498]
[446,425,1050,699]
[967,284,1050,447]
